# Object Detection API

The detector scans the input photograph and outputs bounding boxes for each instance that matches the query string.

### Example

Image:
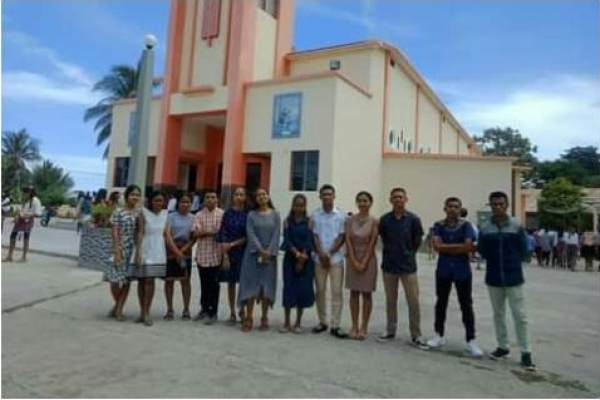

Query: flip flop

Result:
[164,311,174,321]
[279,326,291,333]
[181,311,191,321]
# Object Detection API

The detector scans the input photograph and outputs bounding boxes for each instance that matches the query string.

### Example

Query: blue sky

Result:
[2,0,598,191]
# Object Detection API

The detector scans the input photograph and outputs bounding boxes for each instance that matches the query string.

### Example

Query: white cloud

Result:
[44,154,107,191]
[297,0,417,39]
[2,31,100,106]
[433,75,600,160]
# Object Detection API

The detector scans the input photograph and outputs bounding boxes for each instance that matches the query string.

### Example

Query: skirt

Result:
[128,263,167,279]
[164,258,192,280]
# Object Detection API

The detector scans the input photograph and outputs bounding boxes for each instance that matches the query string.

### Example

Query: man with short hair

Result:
[478,191,536,370]
[427,197,483,356]
[378,187,428,349]
[192,189,224,324]
[311,184,348,339]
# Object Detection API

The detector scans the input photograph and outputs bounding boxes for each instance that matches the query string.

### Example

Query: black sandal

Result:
[181,311,191,321]
[164,311,174,321]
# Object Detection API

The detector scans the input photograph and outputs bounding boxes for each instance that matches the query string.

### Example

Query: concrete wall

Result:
[417,92,440,154]
[180,119,207,152]
[387,61,416,153]
[244,76,337,212]
[253,9,277,81]
[289,49,372,92]
[169,87,229,115]
[380,157,513,230]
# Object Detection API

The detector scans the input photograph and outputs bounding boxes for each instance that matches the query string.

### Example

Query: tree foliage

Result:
[538,178,584,229]
[31,160,75,206]
[473,127,538,166]
[536,146,600,188]
[1,129,41,200]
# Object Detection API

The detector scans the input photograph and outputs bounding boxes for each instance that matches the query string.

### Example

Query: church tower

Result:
[154,0,295,200]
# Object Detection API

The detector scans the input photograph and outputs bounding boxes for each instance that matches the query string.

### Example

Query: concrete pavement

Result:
[2,246,599,397]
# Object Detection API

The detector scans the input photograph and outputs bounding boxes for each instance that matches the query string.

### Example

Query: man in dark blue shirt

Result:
[426,197,483,357]
[378,187,428,350]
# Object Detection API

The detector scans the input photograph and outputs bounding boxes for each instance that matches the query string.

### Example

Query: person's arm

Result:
[359,218,379,267]
[267,212,282,256]
[164,219,183,258]
[246,212,264,254]
[412,216,424,252]
[477,230,486,260]
[110,211,122,266]
[311,216,327,259]
[135,212,145,264]
[518,226,529,261]
[432,223,475,254]
[329,213,346,254]
[345,218,358,267]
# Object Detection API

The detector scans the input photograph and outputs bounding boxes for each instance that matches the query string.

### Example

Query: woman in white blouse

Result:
[3,187,43,262]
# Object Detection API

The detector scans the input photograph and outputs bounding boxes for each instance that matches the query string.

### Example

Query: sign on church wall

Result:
[272,92,302,139]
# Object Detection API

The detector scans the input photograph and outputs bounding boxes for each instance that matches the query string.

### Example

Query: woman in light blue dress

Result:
[238,188,281,332]
[107,185,141,321]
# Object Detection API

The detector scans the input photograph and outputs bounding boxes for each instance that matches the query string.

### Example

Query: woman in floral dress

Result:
[107,184,141,321]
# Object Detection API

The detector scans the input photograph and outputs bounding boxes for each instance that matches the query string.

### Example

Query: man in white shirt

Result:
[311,184,348,339]
[2,193,11,232]
[563,226,579,271]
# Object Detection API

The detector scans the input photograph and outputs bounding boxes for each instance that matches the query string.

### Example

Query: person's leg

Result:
[329,262,344,330]
[455,278,475,342]
[143,278,155,325]
[136,279,145,321]
[182,273,192,318]
[359,292,372,338]
[164,280,175,319]
[382,272,399,337]
[211,267,221,318]
[506,285,531,354]
[108,283,119,317]
[294,307,304,328]
[242,299,255,331]
[283,307,291,329]
[487,286,509,351]
[349,290,360,337]
[115,283,131,321]
[259,288,270,330]
[433,276,453,338]
[3,230,18,261]
[21,233,31,261]
[314,263,329,327]
[198,266,209,316]
[400,272,422,341]
[228,283,236,319]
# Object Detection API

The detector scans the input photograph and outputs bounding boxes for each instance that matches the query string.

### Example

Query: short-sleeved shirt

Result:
[192,207,224,267]
[379,211,424,274]
[311,207,346,265]
[433,219,475,281]
[168,212,194,243]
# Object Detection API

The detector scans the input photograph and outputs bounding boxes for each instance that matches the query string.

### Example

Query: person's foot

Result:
[164,311,174,321]
[194,311,208,321]
[279,325,291,333]
[143,317,154,327]
[411,337,430,350]
[348,328,359,340]
[106,309,117,318]
[490,347,510,360]
[181,311,191,321]
[291,325,305,334]
[229,314,237,324]
[311,323,328,334]
[204,315,217,325]
[377,332,395,342]
[330,327,348,339]
[520,352,537,371]
[357,329,368,341]
[115,314,125,322]
[134,316,144,323]
[427,334,447,349]
[465,340,484,357]
[2,257,13,262]
[18,257,27,263]
[259,317,270,331]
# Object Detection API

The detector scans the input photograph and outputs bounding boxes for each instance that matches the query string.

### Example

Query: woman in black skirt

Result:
[164,192,196,320]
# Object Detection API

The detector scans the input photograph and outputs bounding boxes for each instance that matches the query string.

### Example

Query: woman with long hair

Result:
[280,194,315,333]
[3,186,43,262]
[216,187,249,323]
[129,191,168,326]
[106,184,141,321]
[238,188,281,332]
[345,191,378,340]
[163,192,196,321]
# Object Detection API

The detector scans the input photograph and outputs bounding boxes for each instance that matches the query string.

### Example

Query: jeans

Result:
[383,271,422,340]
[488,285,531,353]
[198,266,221,317]
[434,277,475,341]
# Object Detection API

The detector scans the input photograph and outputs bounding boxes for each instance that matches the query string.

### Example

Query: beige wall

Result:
[387,62,416,153]
[253,9,276,81]
[105,98,162,190]
[417,92,440,154]
[380,157,513,230]
[178,0,196,90]
[244,76,338,213]
[330,77,383,215]
[440,117,456,154]
[169,87,229,115]
[289,49,372,91]
[180,119,207,152]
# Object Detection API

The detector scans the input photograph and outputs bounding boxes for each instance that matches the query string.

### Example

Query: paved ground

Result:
[2,226,599,398]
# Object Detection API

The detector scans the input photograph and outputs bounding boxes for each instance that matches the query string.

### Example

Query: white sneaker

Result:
[466,340,484,357]
[426,334,447,348]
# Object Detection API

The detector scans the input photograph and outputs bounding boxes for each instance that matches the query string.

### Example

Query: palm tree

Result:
[1,129,42,200]
[84,64,161,159]
[31,160,75,206]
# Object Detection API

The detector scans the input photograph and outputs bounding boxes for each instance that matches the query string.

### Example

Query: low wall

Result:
[78,225,112,270]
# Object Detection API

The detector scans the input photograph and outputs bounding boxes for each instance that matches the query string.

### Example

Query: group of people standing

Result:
[531,227,599,271]
[105,183,537,371]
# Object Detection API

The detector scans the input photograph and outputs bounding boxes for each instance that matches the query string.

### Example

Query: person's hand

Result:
[174,251,184,263]
[294,260,305,274]
[357,262,366,273]
[222,255,231,270]
[114,253,123,269]
[318,251,330,267]
[221,243,233,254]
[134,251,142,268]
[259,249,271,259]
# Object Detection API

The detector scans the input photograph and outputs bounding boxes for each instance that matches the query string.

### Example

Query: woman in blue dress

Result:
[216,187,248,323]
[280,194,315,333]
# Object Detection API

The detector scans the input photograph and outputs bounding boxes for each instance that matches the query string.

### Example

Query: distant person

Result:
[563,226,579,271]
[580,231,597,272]
[459,207,479,269]
[167,193,178,213]
[427,197,483,357]
[378,187,428,350]
[3,187,43,263]
[478,191,536,371]
[2,192,11,232]
[77,193,93,233]
[191,191,202,214]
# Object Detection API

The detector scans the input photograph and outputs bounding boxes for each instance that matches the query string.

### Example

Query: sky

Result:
[1,0,598,191]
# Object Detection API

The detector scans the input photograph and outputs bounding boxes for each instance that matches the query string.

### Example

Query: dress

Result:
[128,208,168,279]
[106,207,140,287]
[238,210,281,308]
[165,211,195,279]
[281,217,315,309]
[345,215,378,292]
[216,208,248,283]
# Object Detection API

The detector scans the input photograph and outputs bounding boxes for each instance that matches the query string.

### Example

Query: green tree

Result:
[84,65,161,158]
[473,127,538,166]
[536,146,600,188]
[538,178,584,229]
[1,129,42,200]
[31,160,75,206]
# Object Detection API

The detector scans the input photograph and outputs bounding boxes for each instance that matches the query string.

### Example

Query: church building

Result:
[106,0,524,229]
